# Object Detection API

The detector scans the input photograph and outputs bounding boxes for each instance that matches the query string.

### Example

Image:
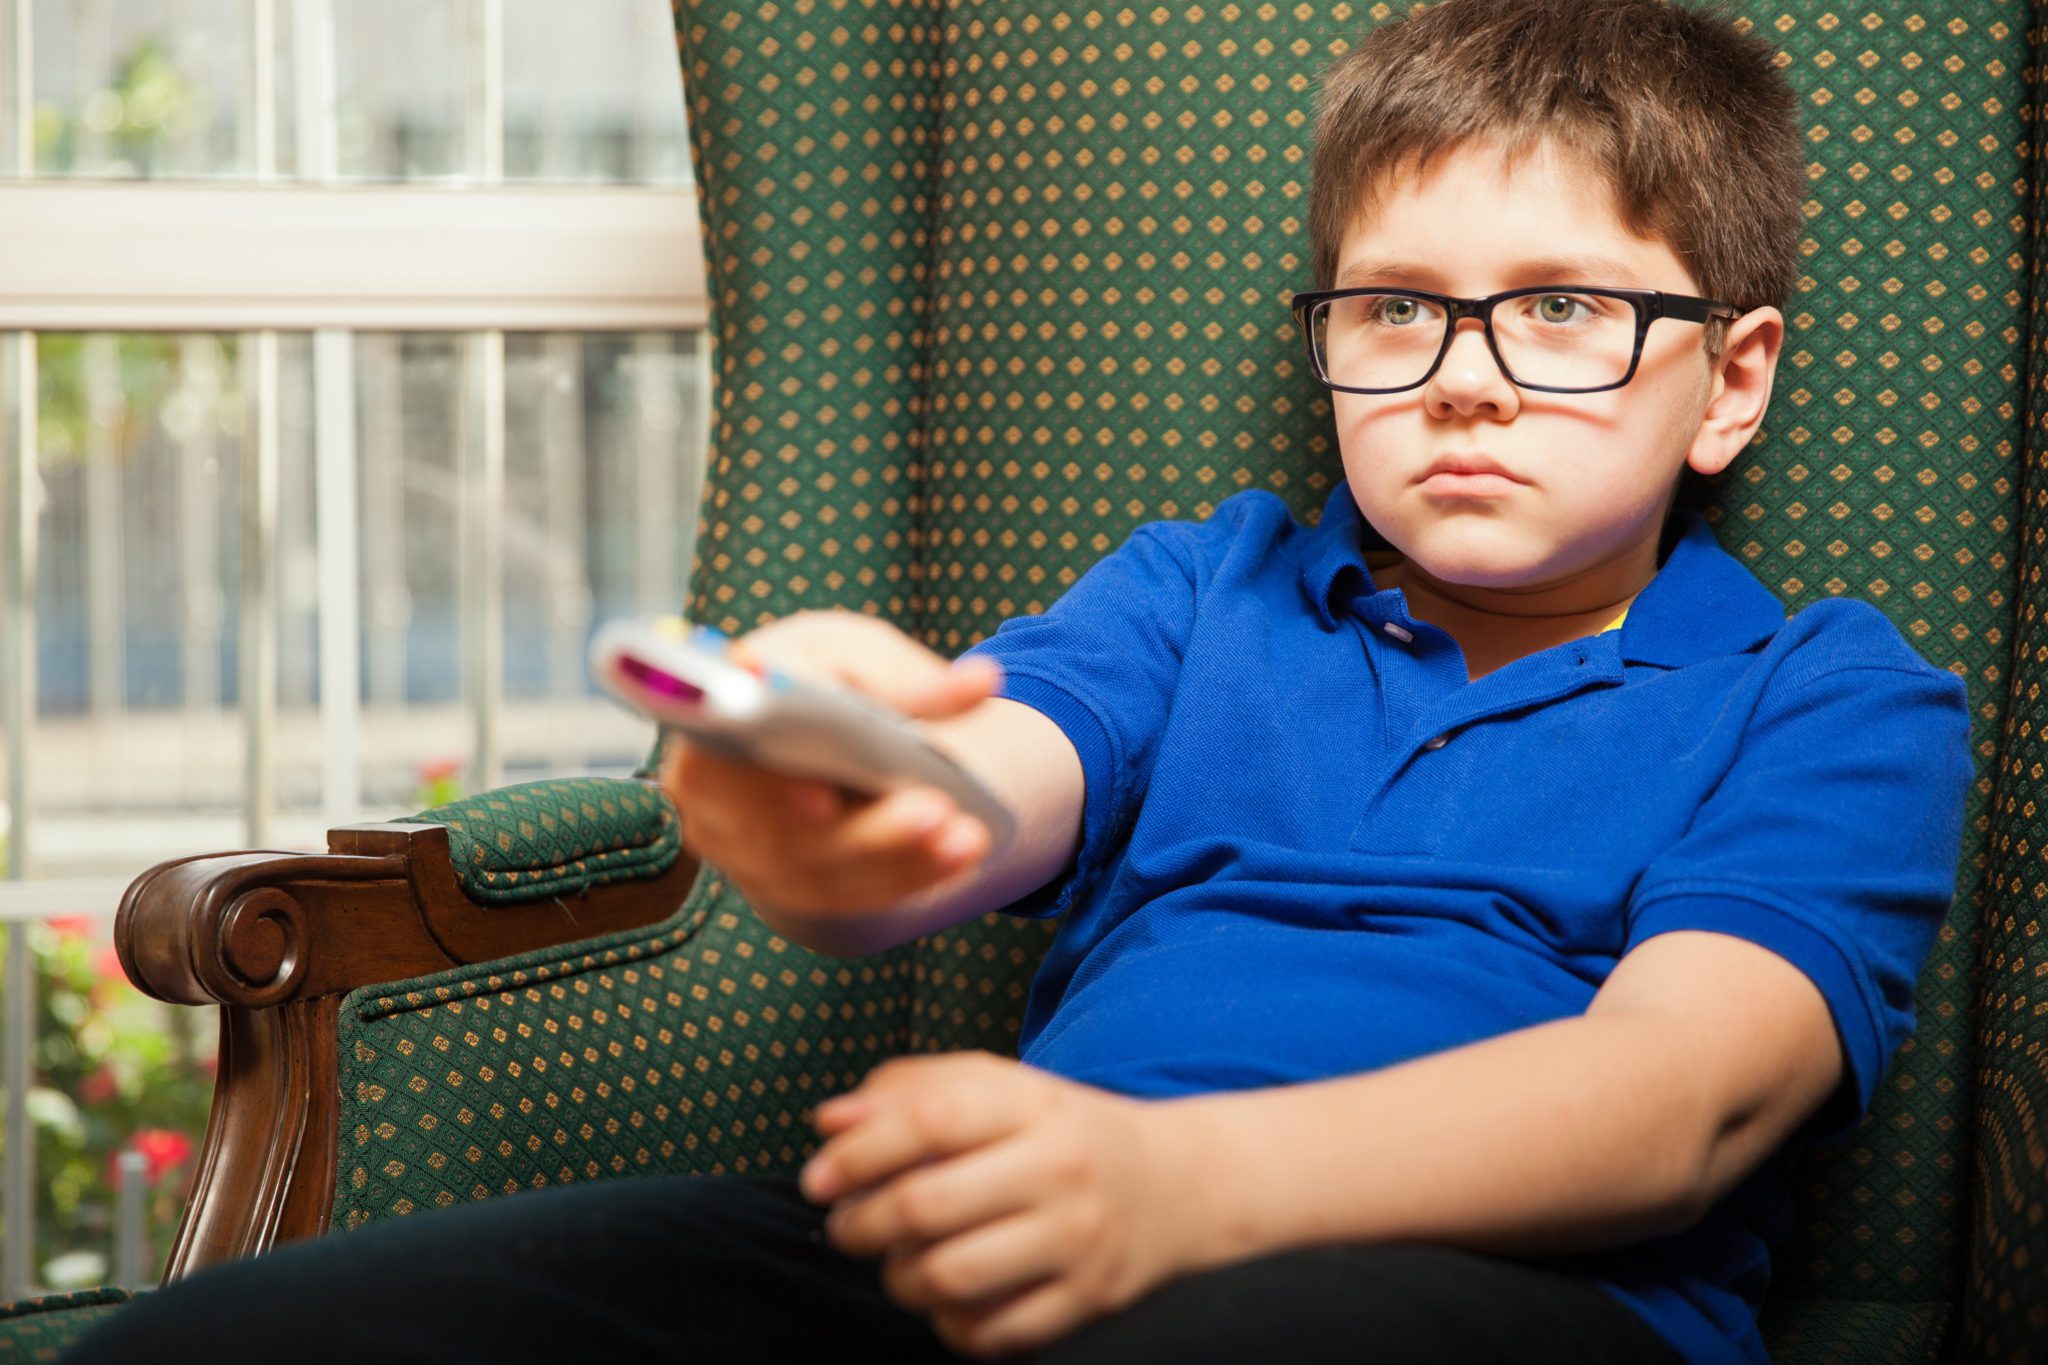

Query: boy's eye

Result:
[1365,295,1435,326]
[1529,293,1598,324]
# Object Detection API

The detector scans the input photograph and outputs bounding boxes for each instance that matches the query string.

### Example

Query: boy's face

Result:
[1328,137,1781,609]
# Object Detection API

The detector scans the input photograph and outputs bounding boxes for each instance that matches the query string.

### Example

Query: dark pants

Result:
[65,1173,1684,1364]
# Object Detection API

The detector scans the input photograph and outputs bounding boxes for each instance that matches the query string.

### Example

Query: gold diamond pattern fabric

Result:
[1968,6,2048,1357]
[0,1290,132,1365]
[1754,1297,1949,1365]
[675,0,941,631]
[1740,7,2026,1352]
[395,777,683,905]
[330,867,914,1227]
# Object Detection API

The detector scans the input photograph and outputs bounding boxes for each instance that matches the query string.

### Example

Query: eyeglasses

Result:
[1288,285,1742,395]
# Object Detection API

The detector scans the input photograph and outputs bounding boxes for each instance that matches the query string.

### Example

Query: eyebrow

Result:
[1334,254,1642,289]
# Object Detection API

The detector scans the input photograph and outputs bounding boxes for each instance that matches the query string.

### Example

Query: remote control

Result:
[589,618,1017,856]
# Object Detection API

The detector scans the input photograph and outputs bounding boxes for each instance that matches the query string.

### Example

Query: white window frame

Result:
[0,183,706,332]
[0,0,713,1300]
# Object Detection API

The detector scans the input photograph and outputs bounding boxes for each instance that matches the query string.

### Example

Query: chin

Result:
[1419,558,1546,589]
[1396,524,1552,583]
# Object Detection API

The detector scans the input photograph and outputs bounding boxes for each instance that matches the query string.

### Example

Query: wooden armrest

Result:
[115,817,700,1281]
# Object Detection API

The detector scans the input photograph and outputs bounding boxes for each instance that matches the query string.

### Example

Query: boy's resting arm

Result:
[758,695,1085,959]
[1159,927,1844,1268]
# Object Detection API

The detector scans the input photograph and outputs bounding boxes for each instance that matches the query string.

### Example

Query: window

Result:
[0,0,708,1295]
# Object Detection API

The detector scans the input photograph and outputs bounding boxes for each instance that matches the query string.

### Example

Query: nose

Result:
[1425,314,1518,414]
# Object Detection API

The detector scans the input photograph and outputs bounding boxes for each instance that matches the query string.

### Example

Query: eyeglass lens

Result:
[1311,291,1637,392]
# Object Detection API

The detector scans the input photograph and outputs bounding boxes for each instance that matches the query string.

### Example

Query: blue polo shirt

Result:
[958,481,1973,1365]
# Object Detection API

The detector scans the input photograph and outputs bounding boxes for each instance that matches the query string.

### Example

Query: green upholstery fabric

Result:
[394,777,681,905]
[1754,9,2028,1356]
[331,866,910,1226]
[0,1290,131,1365]
[1757,1297,1949,1365]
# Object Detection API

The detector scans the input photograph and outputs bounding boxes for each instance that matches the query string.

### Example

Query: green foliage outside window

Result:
[0,916,214,1291]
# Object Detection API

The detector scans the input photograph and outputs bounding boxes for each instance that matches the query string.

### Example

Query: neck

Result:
[1388,518,1668,651]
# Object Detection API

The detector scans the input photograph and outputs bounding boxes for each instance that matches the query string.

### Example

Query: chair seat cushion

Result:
[0,1288,133,1364]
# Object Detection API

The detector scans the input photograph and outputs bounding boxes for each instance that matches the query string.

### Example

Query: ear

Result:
[1687,306,1784,479]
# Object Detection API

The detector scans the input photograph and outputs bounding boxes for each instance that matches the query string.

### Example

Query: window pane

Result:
[1,10,21,175]
[501,0,690,185]
[362,330,703,803]
[14,0,690,185]
[27,0,296,179]
[330,0,468,181]
[4,327,710,1295]
[30,332,260,872]
[15,325,705,872]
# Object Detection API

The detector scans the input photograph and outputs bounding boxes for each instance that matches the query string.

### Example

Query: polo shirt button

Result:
[1382,622,1415,643]
[1424,734,1448,750]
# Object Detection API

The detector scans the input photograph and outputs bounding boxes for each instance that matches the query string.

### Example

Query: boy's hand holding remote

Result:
[654,608,1071,958]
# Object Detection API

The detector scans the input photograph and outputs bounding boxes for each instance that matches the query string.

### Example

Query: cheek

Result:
[1332,394,1396,456]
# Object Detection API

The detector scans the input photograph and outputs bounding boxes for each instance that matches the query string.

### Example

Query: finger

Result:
[819,785,952,851]
[773,798,991,914]
[669,719,950,853]
[780,777,846,825]
[813,1090,874,1135]
[703,805,977,923]
[672,741,839,844]
[932,1277,1088,1362]
[828,1133,1043,1258]
[803,1072,1026,1204]
[797,629,1001,721]
[882,1209,1070,1316]
[656,731,690,798]
[892,655,1004,721]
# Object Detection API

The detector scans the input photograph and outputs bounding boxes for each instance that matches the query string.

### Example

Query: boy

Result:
[65,1,1971,1363]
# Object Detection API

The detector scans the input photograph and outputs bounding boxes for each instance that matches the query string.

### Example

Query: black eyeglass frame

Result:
[1287,285,1743,395]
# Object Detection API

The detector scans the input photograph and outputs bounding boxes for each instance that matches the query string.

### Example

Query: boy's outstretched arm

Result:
[1168,927,1843,1263]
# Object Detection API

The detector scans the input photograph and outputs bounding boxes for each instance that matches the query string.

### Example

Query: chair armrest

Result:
[114,776,700,1282]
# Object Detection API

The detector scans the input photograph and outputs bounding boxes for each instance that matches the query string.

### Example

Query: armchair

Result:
[4,2,2043,1362]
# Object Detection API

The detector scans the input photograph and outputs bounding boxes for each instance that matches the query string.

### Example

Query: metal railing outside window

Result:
[0,0,711,1297]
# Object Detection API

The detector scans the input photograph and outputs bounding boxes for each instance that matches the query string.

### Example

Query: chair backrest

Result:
[669,1,2037,1354]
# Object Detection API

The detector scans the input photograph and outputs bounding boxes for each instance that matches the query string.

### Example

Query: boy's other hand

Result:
[797,1052,1215,1360]
[656,609,1004,925]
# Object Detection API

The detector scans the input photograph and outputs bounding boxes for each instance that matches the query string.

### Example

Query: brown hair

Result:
[1307,0,1804,509]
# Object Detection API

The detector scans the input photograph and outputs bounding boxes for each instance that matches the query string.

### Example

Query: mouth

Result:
[1417,453,1524,496]
[1418,471,1522,498]
[1420,451,1518,478]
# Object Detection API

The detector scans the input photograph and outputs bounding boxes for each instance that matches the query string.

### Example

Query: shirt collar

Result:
[1303,479,1785,667]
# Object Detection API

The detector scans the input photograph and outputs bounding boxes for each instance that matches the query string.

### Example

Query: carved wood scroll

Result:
[115,817,699,1281]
